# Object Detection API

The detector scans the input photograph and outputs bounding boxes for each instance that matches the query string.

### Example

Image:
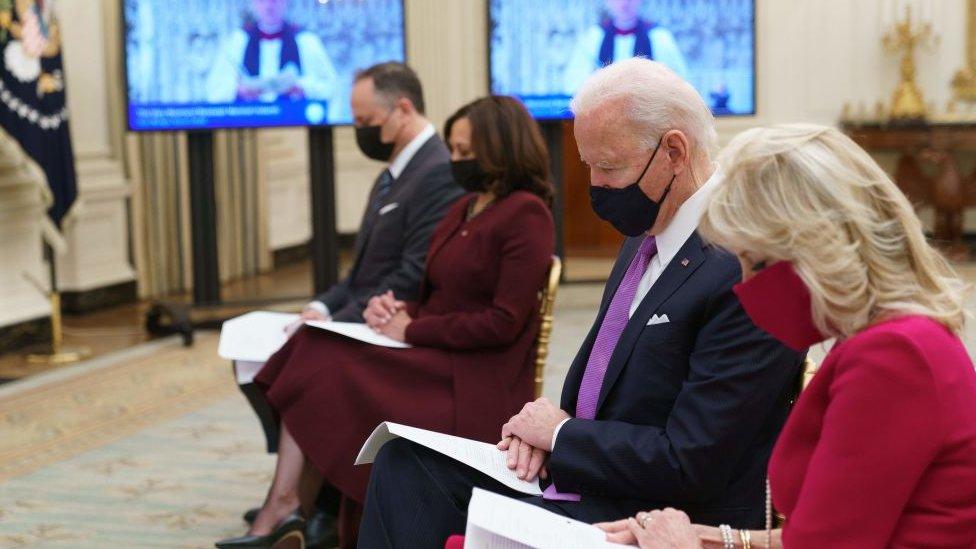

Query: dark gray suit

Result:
[316,134,463,321]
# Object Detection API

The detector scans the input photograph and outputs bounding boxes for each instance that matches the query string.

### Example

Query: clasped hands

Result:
[364,290,411,342]
[497,397,570,482]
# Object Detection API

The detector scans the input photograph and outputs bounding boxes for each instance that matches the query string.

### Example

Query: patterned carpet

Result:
[0,333,274,548]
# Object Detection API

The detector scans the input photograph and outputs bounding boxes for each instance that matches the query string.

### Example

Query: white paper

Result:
[465,489,633,549]
[218,311,300,362]
[355,422,541,496]
[305,320,412,348]
[233,360,266,385]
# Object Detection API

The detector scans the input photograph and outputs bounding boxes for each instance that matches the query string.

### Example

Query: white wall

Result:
[719,0,967,139]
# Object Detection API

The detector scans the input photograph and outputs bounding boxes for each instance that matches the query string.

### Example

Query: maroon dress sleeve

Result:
[404,197,555,350]
[781,328,944,547]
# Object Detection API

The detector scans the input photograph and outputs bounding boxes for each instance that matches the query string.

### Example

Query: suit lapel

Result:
[560,237,641,410]
[347,173,388,276]
[594,232,707,412]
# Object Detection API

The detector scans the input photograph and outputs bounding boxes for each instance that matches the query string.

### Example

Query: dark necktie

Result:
[370,169,395,218]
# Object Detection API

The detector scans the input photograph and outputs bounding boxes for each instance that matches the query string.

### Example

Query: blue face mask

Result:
[588,137,675,237]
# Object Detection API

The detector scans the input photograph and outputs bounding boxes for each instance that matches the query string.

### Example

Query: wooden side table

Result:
[842,123,976,259]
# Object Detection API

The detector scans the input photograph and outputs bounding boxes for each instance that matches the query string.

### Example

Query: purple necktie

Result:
[543,235,658,502]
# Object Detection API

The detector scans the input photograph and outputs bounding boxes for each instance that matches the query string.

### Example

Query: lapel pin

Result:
[680,258,690,267]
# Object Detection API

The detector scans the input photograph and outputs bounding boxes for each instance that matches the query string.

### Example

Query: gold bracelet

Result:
[739,528,752,549]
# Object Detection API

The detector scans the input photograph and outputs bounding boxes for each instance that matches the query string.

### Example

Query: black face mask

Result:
[588,138,675,237]
[355,124,396,162]
[450,159,490,192]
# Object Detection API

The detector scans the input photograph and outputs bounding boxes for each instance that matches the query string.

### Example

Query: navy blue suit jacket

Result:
[549,233,803,528]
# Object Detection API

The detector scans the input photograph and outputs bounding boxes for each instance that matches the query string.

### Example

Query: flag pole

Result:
[26,242,91,365]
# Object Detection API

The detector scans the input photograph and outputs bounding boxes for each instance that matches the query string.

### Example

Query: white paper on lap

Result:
[232,360,266,385]
[465,488,631,548]
[304,320,412,348]
[355,422,542,496]
[218,311,300,362]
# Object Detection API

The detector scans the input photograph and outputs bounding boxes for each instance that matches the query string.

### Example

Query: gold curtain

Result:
[214,130,272,283]
[127,133,192,297]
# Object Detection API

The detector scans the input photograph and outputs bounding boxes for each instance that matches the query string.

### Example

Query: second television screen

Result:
[489,0,755,119]
[124,0,405,131]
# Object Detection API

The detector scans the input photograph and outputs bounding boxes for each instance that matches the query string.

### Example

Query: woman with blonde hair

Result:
[598,123,976,547]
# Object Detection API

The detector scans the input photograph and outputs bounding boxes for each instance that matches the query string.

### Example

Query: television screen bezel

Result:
[485,0,758,120]
[121,0,409,132]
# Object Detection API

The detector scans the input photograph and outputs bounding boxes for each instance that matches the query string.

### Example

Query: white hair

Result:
[570,58,717,164]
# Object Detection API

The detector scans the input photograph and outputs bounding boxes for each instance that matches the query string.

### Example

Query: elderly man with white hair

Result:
[355,59,804,549]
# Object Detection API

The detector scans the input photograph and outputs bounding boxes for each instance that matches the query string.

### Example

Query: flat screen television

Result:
[488,0,756,119]
[123,0,406,131]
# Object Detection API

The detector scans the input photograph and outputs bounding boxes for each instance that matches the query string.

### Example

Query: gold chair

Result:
[534,256,562,398]
[801,356,818,391]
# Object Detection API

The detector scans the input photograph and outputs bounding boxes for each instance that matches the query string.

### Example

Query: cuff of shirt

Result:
[551,418,572,452]
[306,301,329,317]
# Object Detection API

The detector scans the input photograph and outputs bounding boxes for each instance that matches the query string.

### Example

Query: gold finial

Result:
[882,4,939,121]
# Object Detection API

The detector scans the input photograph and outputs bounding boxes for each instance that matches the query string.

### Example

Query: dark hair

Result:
[444,96,554,207]
[354,61,426,115]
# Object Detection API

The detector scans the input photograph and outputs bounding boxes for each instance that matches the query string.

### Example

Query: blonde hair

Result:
[700,123,968,337]
[569,58,717,166]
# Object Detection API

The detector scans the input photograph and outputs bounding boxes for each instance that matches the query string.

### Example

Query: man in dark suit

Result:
[237,62,462,547]
[302,61,463,323]
[356,58,804,548]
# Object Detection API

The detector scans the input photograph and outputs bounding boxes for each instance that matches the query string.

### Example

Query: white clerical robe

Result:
[206,28,337,103]
[563,25,688,94]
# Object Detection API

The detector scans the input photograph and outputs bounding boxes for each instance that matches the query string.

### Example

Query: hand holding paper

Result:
[356,422,541,496]
[305,320,412,349]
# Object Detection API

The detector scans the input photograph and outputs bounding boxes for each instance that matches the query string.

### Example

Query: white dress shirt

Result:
[307,123,437,317]
[550,168,722,450]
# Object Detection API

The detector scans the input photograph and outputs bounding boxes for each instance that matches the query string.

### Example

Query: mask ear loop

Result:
[635,136,676,206]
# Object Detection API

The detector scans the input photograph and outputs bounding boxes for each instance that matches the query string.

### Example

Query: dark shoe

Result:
[305,510,338,548]
[242,507,260,525]
[216,511,306,548]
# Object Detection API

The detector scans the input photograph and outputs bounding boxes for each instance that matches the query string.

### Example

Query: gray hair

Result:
[570,58,717,164]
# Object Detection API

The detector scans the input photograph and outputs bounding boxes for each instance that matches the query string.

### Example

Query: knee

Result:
[372,437,421,477]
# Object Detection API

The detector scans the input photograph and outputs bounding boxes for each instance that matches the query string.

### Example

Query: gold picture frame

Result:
[953,0,976,101]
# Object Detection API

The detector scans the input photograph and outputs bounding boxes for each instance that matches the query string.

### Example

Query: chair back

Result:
[534,256,562,398]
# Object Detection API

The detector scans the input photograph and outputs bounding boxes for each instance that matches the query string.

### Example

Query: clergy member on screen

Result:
[206,0,337,104]
[563,0,688,94]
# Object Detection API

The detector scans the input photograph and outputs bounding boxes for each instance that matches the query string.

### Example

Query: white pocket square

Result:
[378,203,399,215]
[647,314,670,326]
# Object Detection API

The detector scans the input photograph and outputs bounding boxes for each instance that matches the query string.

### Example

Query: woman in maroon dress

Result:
[216,96,555,548]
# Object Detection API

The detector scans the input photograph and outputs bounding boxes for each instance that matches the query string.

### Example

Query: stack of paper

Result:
[465,489,633,549]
